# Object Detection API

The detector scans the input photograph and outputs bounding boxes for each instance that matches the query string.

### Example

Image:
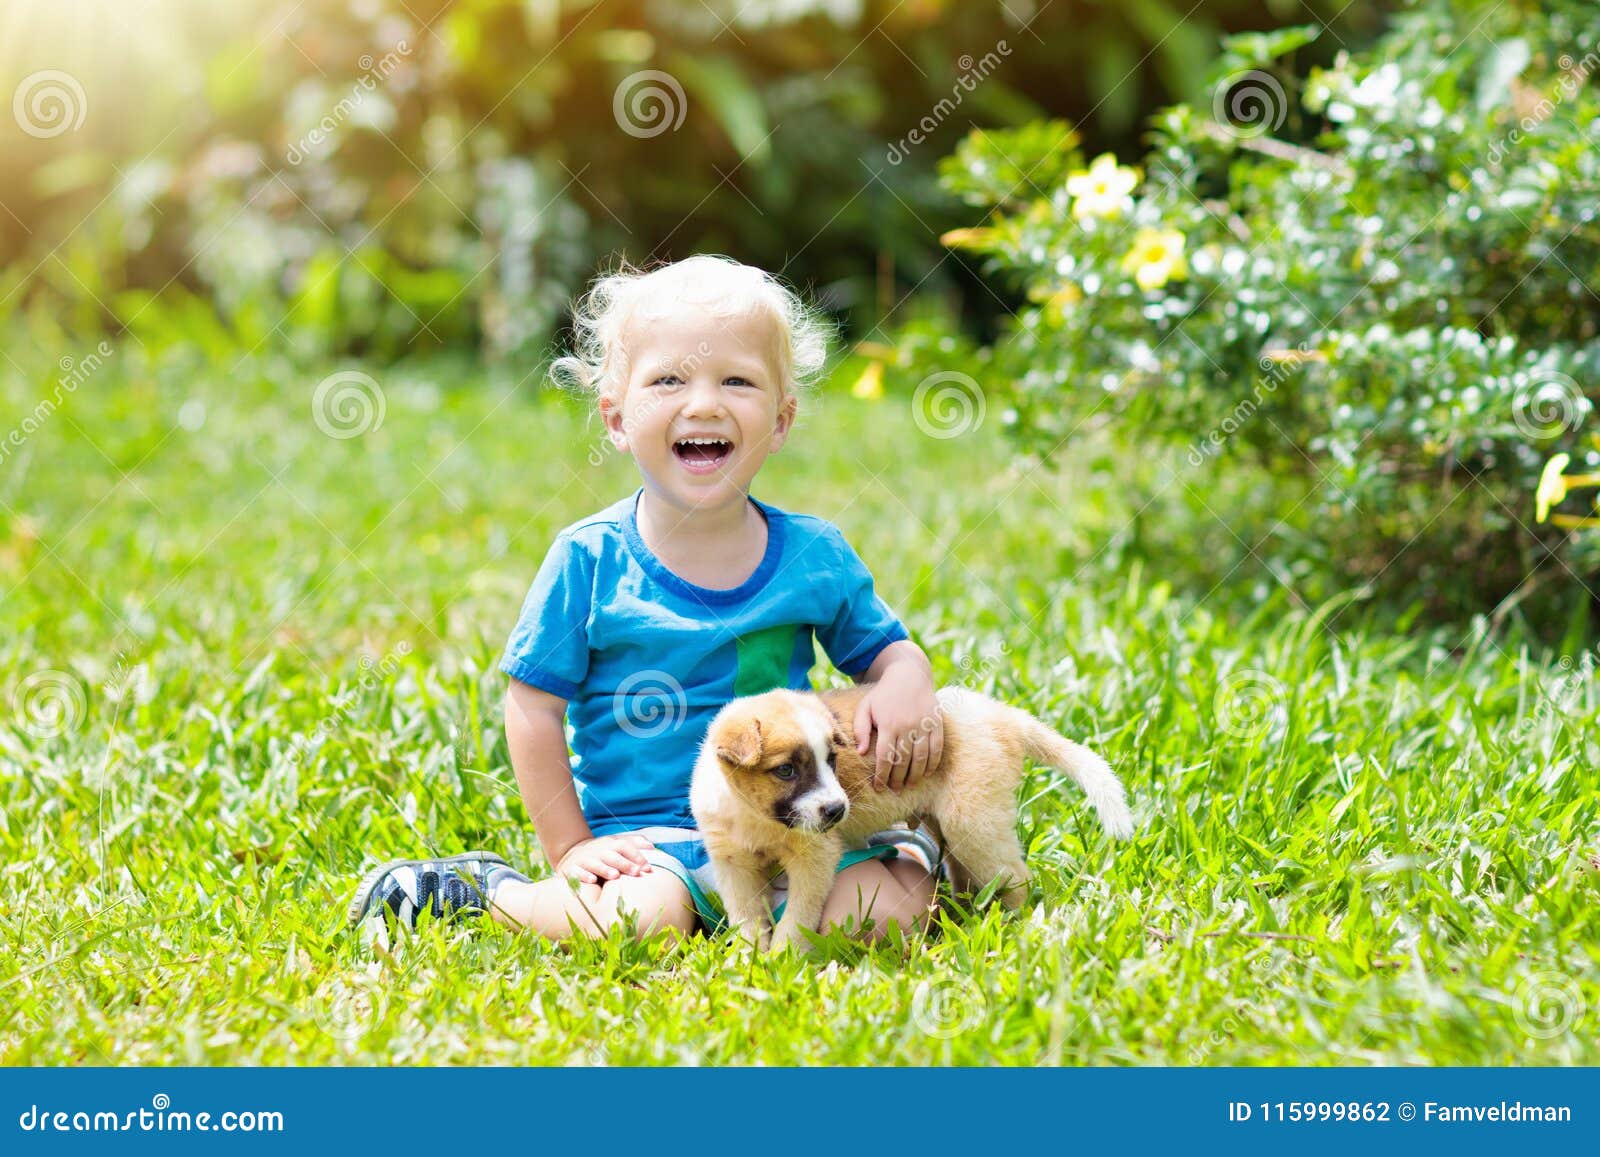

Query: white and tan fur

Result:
[690,684,1133,952]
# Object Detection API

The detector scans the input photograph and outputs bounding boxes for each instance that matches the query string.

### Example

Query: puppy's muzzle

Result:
[779,796,849,832]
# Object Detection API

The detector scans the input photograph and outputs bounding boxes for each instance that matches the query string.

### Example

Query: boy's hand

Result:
[853,666,944,792]
[556,834,655,884]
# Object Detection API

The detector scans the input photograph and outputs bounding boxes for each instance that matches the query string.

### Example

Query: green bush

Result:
[934,0,1600,624]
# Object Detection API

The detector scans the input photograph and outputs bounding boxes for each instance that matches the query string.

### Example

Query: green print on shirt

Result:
[732,623,800,697]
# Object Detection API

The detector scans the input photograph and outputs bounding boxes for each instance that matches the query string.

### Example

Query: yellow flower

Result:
[1536,452,1600,527]
[1536,453,1571,523]
[854,340,896,361]
[1066,153,1139,220]
[1121,228,1189,291]
[940,226,995,249]
[851,360,885,401]
[1041,283,1082,321]
[1258,347,1328,367]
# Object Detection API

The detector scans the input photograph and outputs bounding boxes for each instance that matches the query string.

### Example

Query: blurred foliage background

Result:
[10,0,1600,628]
[10,1,1600,1068]
[0,0,1387,360]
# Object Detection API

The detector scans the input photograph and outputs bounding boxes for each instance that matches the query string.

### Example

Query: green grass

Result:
[1,336,1596,1064]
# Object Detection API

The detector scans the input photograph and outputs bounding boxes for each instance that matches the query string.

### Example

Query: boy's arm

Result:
[503,679,597,871]
[853,638,932,686]
[849,639,944,790]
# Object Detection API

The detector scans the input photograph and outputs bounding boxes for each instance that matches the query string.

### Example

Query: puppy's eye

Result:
[826,751,837,767]
[771,763,797,780]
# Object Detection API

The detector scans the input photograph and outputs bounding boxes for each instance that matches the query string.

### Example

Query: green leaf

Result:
[1132,0,1216,103]
[1088,37,1141,136]
[1475,37,1531,111]
[291,249,344,334]
[205,39,264,115]
[671,55,771,165]
[1209,24,1322,87]
[29,152,114,200]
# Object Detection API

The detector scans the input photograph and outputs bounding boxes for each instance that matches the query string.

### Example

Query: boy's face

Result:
[600,304,798,513]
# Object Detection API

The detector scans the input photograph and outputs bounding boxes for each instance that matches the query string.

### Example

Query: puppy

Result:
[690,684,1133,952]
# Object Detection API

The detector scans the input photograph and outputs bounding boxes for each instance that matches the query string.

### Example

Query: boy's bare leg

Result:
[822,858,938,943]
[484,858,932,944]
[488,873,697,941]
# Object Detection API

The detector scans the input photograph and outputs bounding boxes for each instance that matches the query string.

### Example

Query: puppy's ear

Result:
[716,717,763,769]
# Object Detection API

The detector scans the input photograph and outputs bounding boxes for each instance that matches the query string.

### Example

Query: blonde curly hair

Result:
[551,255,831,402]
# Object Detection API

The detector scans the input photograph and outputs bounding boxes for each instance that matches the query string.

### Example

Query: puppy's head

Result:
[708,691,851,833]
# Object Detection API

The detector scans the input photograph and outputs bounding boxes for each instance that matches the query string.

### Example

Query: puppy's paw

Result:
[768,923,815,955]
[731,919,770,953]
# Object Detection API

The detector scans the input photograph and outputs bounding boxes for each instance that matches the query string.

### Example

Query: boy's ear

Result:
[599,393,629,452]
[768,391,798,453]
[716,717,763,769]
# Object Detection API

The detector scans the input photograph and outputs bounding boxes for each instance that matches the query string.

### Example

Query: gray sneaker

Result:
[346,851,522,928]
[866,823,945,877]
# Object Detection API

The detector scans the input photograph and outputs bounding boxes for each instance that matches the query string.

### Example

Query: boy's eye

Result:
[771,763,797,780]
[724,377,755,387]
[651,375,683,387]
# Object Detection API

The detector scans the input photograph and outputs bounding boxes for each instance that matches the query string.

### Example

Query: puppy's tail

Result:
[1013,709,1134,839]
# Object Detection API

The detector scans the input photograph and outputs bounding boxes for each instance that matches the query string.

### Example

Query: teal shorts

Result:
[626,825,900,935]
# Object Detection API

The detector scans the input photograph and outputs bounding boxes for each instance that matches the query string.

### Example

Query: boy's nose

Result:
[680,379,726,416]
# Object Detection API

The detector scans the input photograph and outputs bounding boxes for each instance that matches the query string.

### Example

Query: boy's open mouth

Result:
[672,437,734,474]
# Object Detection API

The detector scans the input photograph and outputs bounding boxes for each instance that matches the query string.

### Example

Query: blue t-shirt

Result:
[498,487,909,835]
